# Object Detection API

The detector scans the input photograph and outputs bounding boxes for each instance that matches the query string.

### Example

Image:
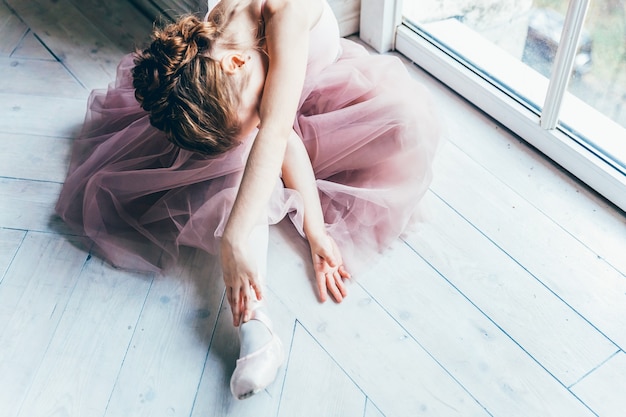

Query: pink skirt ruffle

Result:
[55,39,440,273]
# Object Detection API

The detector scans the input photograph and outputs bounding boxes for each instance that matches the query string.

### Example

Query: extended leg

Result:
[230,222,285,400]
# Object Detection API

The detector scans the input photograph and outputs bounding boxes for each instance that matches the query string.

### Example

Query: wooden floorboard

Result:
[5,0,132,90]
[571,351,626,417]
[9,30,56,61]
[0,93,87,138]
[0,57,85,98]
[0,1,27,56]
[364,401,386,417]
[415,65,626,275]
[0,177,69,233]
[0,228,24,281]
[0,0,625,416]
[429,142,626,351]
[102,248,221,417]
[278,323,366,417]
[361,232,596,417]
[267,223,492,417]
[407,190,617,386]
[15,257,151,417]
[66,0,152,52]
[0,233,88,417]
[0,133,72,182]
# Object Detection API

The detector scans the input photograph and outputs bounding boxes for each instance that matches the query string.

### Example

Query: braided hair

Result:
[132,14,243,156]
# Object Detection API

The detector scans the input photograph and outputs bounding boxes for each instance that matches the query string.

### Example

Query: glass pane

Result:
[403,0,562,112]
[557,0,626,171]
[403,0,626,172]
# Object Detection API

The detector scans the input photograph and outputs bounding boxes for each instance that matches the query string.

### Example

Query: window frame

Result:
[360,0,626,212]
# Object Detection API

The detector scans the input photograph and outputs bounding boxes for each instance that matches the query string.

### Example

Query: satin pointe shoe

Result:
[230,309,285,400]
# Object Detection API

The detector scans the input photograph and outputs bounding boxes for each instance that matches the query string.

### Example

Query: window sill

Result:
[395,23,626,212]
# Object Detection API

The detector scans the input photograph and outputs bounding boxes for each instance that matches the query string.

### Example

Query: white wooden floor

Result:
[1,1,626,416]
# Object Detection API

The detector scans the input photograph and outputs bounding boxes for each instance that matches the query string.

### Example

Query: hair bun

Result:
[132,15,214,119]
[131,13,241,156]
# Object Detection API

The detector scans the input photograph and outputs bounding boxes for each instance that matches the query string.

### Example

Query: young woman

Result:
[55,0,440,399]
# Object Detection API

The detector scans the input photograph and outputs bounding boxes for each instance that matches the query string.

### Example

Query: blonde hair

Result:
[132,14,246,156]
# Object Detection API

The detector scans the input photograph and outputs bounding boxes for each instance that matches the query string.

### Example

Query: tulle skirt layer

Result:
[55,39,440,273]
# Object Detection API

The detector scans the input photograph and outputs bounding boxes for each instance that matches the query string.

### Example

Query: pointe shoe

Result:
[230,309,284,400]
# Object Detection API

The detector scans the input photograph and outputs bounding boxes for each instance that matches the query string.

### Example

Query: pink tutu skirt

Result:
[55,39,440,273]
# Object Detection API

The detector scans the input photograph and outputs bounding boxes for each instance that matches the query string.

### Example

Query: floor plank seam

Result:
[363,397,385,417]
[0,229,26,284]
[22,30,60,62]
[356,276,495,417]
[398,236,604,410]
[0,175,64,184]
[445,140,626,277]
[0,227,86,239]
[0,127,86,140]
[272,317,298,417]
[7,26,29,58]
[6,2,95,90]
[101,271,156,417]
[295,317,369,392]
[188,288,226,417]
[422,189,624,353]
[567,349,622,390]
[10,246,92,417]
[396,257,603,417]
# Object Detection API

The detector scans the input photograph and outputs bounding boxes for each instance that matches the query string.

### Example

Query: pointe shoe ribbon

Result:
[230,309,285,400]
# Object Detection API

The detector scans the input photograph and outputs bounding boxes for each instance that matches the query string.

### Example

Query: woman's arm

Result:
[282,132,325,242]
[220,0,322,326]
[281,131,350,303]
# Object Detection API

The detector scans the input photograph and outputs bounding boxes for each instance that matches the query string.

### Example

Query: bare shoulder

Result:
[263,0,323,29]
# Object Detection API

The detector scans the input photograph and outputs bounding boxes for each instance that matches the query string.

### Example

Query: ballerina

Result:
[56,0,440,399]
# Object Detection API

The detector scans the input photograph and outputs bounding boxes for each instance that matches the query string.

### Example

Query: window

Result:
[361,0,626,211]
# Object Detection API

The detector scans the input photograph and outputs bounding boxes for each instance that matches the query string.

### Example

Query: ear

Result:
[221,53,247,75]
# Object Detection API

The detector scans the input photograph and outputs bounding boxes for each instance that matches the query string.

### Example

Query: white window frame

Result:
[360,0,626,212]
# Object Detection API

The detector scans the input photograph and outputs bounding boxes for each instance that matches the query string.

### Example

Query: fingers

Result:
[227,286,242,327]
[326,270,347,302]
[317,267,349,303]
[228,282,255,327]
[338,265,351,280]
[316,270,328,302]
[220,240,264,326]
[250,280,263,303]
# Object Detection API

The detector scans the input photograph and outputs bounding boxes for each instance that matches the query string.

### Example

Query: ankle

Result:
[238,308,273,357]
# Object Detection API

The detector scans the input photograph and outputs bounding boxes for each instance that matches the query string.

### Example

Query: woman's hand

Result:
[220,237,263,327]
[280,131,350,302]
[309,233,351,303]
